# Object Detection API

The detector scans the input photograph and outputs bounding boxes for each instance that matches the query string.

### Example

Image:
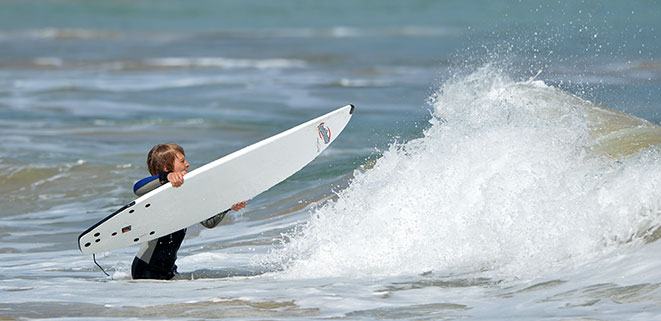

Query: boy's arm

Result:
[133,171,170,197]
[200,201,246,229]
[200,210,230,229]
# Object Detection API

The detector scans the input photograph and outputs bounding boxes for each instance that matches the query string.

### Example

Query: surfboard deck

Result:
[79,105,354,254]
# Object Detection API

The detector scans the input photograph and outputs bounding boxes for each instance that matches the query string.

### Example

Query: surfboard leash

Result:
[92,254,112,279]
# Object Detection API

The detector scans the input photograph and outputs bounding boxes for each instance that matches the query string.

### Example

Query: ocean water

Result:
[1,0,660,320]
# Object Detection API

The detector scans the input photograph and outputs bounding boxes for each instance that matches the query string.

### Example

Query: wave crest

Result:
[268,66,661,280]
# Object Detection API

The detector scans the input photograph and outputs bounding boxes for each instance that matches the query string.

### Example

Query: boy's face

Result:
[171,152,190,173]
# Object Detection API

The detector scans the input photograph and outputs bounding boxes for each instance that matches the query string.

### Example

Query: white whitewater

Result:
[272,66,661,283]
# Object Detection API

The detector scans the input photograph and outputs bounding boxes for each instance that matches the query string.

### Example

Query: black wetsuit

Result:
[130,171,228,280]
[131,228,186,280]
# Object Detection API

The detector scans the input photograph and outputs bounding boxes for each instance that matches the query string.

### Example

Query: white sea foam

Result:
[269,66,661,280]
[143,57,306,70]
[228,26,458,39]
[22,28,120,40]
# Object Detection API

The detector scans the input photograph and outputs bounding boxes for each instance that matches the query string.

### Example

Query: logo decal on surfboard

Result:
[318,122,331,144]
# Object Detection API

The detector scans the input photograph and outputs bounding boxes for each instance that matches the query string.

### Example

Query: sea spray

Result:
[268,66,661,280]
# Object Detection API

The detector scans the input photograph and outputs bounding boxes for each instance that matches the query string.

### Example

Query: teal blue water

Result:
[0,1,660,320]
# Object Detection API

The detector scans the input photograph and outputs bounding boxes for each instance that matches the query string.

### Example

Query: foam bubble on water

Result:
[268,65,661,280]
[111,262,131,280]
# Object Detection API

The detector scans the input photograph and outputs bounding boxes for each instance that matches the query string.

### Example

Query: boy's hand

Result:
[167,170,186,187]
[231,201,247,211]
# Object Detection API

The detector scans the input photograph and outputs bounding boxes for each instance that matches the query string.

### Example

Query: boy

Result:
[131,143,246,280]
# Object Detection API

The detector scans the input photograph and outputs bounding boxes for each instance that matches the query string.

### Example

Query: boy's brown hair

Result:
[147,143,185,175]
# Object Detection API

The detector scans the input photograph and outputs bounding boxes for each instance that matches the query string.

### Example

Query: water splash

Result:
[269,66,661,279]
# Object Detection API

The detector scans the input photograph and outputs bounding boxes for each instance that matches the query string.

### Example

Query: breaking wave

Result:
[268,65,661,279]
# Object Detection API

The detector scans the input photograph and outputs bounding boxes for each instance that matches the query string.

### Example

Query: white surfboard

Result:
[79,105,354,254]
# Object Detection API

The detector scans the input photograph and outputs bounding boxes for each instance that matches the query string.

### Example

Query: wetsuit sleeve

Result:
[200,209,230,229]
[133,171,170,197]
